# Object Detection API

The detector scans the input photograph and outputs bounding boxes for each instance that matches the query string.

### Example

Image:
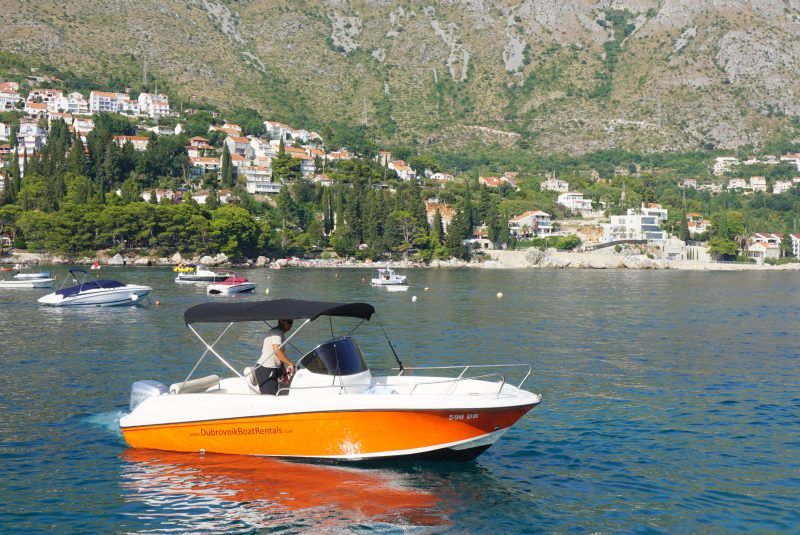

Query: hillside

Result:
[4,0,800,155]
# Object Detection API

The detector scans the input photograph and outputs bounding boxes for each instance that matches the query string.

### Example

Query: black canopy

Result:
[184,298,375,324]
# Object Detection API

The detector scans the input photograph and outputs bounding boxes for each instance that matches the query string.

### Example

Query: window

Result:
[298,337,368,376]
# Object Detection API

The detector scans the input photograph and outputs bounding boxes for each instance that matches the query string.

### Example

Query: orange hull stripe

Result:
[122,407,533,457]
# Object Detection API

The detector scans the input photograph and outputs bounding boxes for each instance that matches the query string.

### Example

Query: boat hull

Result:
[38,285,152,306]
[121,402,536,461]
[0,277,55,288]
[207,283,256,296]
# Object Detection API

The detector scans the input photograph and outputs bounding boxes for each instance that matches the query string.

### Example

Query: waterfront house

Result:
[747,233,783,263]
[508,210,553,238]
[790,234,800,258]
[602,208,666,243]
[641,203,668,222]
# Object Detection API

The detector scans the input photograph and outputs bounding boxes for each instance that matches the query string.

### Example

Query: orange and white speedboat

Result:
[119,299,541,462]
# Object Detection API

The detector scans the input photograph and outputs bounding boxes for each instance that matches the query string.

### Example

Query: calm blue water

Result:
[1,267,798,533]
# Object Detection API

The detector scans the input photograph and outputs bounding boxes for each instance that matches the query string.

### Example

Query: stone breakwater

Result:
[3,248,800,271]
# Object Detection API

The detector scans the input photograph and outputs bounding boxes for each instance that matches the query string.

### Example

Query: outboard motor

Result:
[130,379,168,411]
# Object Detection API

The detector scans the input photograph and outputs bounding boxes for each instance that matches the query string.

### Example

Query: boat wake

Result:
[84,409,128,441]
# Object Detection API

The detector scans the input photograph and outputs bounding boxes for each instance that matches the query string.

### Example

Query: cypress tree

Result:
[220,143,233,187]
[678,207,690,242]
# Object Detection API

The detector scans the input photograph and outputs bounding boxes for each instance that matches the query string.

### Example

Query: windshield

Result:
[298,337,368,376]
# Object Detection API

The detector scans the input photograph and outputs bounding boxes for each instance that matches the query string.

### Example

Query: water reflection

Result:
[120,449,448,533]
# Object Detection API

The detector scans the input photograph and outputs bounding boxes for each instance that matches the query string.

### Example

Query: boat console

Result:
[290,337,372,394]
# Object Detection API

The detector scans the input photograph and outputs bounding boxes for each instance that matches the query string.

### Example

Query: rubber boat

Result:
[370,268,407,286]
[37,268,152,307]
[207,275,256,296]
[174,264,232,283]
[120,299,541,461]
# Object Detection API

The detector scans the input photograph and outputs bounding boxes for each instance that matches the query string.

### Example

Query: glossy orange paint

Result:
[122,406,534,458]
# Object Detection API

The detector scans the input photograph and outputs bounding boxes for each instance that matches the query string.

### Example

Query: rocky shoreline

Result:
[3,247,799,271]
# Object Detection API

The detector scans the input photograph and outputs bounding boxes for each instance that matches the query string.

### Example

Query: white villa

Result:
[602,204,668,243]
[540,177,569,193]
[713,156,739,176]
[749,176,767,193]
[508,210,553,238]
[557,192,594,216]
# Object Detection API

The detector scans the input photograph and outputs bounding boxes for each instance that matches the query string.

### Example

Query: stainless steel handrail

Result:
[396,363,531,391]
[274,367,528,398]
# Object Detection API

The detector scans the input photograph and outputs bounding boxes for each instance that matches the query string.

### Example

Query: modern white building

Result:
[16,122,48,154]
[790,233,800,258]
[242,166,280,194]
[640,203,668,222]
[602,210,666,243]
[89,91,125,113]
[557,192,594,216]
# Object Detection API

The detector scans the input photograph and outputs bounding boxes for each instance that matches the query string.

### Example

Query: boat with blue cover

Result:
[37,268,152,307]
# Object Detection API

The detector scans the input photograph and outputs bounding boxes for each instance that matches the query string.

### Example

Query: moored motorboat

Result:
[371,268,407,286]
[0,277,55,288]
[120,299,541,461]
[13,265,51,280]
[38,268,152,307]
[207,275,257,296]
[175,264,232,283]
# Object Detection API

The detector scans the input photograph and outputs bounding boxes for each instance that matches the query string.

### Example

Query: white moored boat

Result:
[371,268,407,286]
[207,275,256,296]
[38,268,152,307]
[175,264,232,283]
[120,299,541,462]
[0,277,55,289]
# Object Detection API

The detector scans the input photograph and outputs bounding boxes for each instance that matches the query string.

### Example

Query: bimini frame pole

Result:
[186,323,260,394]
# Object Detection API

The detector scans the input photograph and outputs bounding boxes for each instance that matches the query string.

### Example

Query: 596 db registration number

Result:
[448,413,479,421]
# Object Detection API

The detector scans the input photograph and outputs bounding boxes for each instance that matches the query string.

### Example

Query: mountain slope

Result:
[4,0,800,154]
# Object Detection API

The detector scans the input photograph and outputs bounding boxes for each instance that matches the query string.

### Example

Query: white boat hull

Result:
[0,277,55,289]
[207,282,257,296]
[37,285,152,306]
[120,375,541,461]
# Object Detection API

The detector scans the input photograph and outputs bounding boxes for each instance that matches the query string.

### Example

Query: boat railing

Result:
[396,363,531,394]
[275,364,530,398]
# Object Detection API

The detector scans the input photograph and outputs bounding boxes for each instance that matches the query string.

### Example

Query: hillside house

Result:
[686,213,711,236]
[713,156,739,176]
[385,160,414,181]
[749,176,767,193]
[137,93,170,118]
[540,177,569,193]
[508,210,553,238]
[225,135,251,158]
[557,192,594,216]
[0,82,22,110]
[113,135,150,151]
[773,180,794,194]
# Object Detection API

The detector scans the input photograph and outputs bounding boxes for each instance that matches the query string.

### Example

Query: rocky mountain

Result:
[4,0,800,155]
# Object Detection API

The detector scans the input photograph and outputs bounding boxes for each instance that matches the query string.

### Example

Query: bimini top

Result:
[56,279,125,297]
[184,298,375,324]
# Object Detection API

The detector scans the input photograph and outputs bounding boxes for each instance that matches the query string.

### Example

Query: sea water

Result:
[0,267,798,533]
